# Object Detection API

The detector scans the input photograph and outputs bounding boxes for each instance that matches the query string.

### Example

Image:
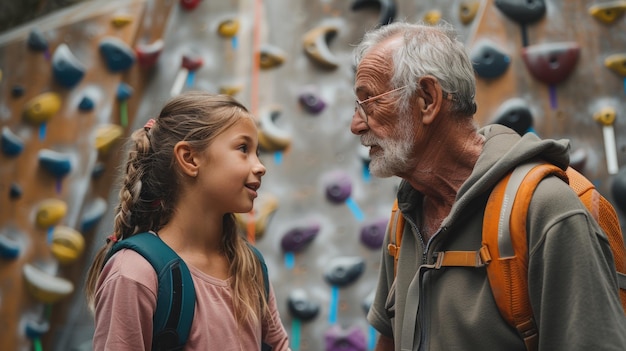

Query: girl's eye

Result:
[239,144,248,153]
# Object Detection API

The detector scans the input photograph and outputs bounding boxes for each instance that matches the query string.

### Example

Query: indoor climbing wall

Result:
[0,1,625,351]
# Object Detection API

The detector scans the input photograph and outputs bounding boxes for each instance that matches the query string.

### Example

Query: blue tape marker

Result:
[329,285,339,324]
[47,227,54,244]
[284,251,295,270]
[368,325,377,350]
[39,123,46,140]
[231,36,238,50]
[186,71,196,87]
[362,164,370,182]
[291,318,301,351]
[346,197,365,222]
[274,151,283,165]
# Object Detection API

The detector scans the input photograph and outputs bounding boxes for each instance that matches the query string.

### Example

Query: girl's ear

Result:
[173,141,199,177]
[417,76,443,125]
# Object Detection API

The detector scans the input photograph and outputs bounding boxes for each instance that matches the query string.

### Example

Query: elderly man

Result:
[351,21,626,351]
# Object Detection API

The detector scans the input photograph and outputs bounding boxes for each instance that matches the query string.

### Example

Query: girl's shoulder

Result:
[100,249,158,291]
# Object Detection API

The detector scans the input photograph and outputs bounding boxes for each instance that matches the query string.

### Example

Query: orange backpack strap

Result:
[387,199,405,277]
[565,167,626,309]
[482,162,567,351]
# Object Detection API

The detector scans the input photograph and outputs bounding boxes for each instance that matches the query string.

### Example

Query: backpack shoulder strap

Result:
[104,232,196,351]
[482,162,566,351]
[246,242,270,301]
[387,199,405,277]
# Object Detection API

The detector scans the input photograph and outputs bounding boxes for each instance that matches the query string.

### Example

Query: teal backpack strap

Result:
[246,243,272,351]
[103,232,196,351]
[247,243,269,300]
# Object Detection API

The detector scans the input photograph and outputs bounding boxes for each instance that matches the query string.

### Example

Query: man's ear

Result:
[417,76,443,125]
[173,141,199,177]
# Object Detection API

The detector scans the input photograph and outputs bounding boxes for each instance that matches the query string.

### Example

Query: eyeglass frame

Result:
[355,85,408,124]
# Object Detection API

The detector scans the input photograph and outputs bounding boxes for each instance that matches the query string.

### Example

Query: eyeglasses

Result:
[355,85,408,124]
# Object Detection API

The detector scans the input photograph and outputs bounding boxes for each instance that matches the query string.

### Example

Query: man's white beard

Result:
[364,120,415,178]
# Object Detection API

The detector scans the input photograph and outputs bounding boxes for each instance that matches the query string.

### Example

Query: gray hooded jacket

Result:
[367,124,626,351]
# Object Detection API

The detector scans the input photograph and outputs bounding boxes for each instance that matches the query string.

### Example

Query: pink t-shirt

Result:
[93,249,291,351]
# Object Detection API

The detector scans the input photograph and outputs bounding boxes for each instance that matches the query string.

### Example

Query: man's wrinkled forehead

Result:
[355,38,402,92]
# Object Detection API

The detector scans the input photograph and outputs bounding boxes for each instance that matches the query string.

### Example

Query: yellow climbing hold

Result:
[217,18,240,37]
[51,226,85,265]
[111,15,133,28]
[36,198,67,228]
[23,92,62,124]
[593,106,616,126]
[23,263,74,303]
[95,124,124,155]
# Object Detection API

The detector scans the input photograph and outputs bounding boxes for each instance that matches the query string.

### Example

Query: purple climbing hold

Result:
[360,217,388,249]
[298,91,326,114]
[325,171,353,204]
[324,325,367,351]
[280,223,320,252]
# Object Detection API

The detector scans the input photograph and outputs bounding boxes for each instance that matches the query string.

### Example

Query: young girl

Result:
[85,92,291,350]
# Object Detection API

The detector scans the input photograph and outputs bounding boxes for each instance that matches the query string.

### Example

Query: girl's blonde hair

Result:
[85,91,268,324]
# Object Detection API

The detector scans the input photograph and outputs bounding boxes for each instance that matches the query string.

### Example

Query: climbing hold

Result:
[95,124,123,155]
[287,289,320,321]
[81,197,107,232]
[180,0,201,11]
[39,149,72,178]
[324,325,367,351]
[99,36,136,72]
[217,18,240,37]
[182,55,203,71]
[259,44,286,69]
[135,39,164,68]
[51,225,85,265]
[491,98,533,135]
[494,0,546,25]
[589,1,626,24]
[258,107,291,152]
[298,91,326,114]
[25,318,50,340]
[2,126,24,157]
[111,14,133,28]
[27,28,48,51]
[23,263,74,303]
[471,41,510,79]
[521,42,580,85]
[324,256,365,287]
[23,92,62,124]
[360,217,388,249]
[351,0,397,27]
[78,95,95,111]
[9,183,23,199]
[36,199,67,228]
[219,85,243,96]
[459,1,480,25]
[234,193,278,239]
[11,85,25,97]
[51,43,85,88]
[325,171,352,204]
[302,25,340,69]
[604,53,626,76]
[280,223,320,252]
[116,83,133,100]
[91,162,106,179]
[423,9,442,25]
[0,232,21,260]
[593,106,616,126]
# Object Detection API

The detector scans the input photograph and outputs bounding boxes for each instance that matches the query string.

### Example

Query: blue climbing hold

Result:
[52,43,86,88]
[99,37,136,72]
[1,127,24,157]
[38,149,72,178]
[9,183,22,199]
[117,82,133,100]
[78,96,95,111]
[27,28,48,51]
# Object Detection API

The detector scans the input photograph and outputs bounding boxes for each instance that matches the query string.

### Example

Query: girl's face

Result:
[197,117,266,214]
